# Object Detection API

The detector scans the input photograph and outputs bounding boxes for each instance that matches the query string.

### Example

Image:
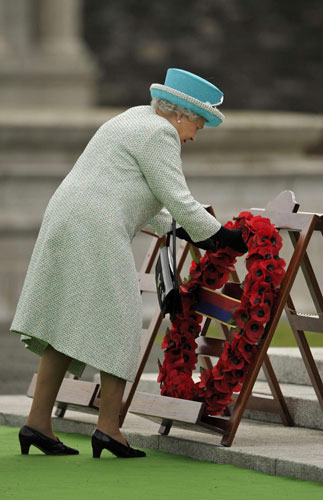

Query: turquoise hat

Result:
[150,68,224,127]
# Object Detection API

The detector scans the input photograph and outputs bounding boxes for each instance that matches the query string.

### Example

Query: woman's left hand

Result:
[169,227,217,251]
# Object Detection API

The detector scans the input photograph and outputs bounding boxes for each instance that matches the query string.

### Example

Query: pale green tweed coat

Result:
[9,105,221,382]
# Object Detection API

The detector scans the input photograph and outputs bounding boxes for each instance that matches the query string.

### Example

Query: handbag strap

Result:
[172,218,178,288]
[165,218,178,287]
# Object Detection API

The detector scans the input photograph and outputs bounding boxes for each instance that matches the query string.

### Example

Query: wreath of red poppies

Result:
[157,211,286,416]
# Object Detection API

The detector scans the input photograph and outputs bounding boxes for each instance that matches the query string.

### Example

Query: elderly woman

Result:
[10,68,246,459]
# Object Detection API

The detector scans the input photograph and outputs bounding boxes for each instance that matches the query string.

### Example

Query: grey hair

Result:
[150,97,201,121]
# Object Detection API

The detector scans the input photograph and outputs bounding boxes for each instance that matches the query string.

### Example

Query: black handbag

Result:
[155,218,183,318]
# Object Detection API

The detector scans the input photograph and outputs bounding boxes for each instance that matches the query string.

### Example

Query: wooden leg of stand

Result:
[159,419,173,435]
[54,402,68,418]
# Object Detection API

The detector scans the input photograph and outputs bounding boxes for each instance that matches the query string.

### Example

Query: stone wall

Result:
[82,0,323,112]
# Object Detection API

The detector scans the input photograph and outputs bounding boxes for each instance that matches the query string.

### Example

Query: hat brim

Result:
[150,84,224,127]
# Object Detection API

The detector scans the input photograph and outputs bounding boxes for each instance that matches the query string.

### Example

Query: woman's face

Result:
[175,115,206,145]
[157,109,206,145]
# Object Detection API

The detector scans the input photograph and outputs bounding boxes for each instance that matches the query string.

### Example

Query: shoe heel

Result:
[19,436,31,455]
[91,436,103,458]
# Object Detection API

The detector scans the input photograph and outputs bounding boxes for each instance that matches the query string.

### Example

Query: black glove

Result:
[170,227,217,251]
[172,226,247,253]
[211,226,248,253]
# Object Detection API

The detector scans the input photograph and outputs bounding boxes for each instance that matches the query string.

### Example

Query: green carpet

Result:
[0,426,322,500]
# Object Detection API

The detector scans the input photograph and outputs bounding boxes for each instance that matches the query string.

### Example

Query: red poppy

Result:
[233,306,249,329]
[237,337,258,363]
[258,291,275,308]
[205,381,220,399]
[222,351,245,371]
[161,331,182,350]
[189,261,203,280]
[214,378,232,393]
[244,320,265,343]
[214,393,233,406]
[249,286,274,307]
[179,319,201,337]
[249,215,272,230]
[249,262,268,282]
[181,349,198,370]
[187,312,204,324]
[251,261,285,287]
[248,246,279,260]
[172,372,196,400]
[235,211,255,223]
[240,293,251,309]
[224,220,236,230]
[212,247,238,262]
[251,280,273,299]
[209,253,236,268]
[242,223,252,242]
[157,358,167,384]
[246,253,263,272]
[250,302,271,323]
[206,263,229,279]
[202,269,229,289]
[242,276,255,297]
[181,293,196,314]
[181,282,198,295]
[212,357,226,380]
[205,391,233,410]
[198,368,214,389]
[171,316,185,329]
[204,403,225,416]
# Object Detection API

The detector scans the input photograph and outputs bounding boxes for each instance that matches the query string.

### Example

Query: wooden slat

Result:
[137,272,156,292]
[27,374,100,408]
[129,391,205,424]
[249,210,314,231]
[264,190,299,213]
[232,392,281,413]
[288,312,323,333]
[196,337,226,357]
[198,415,231,434]
[138,415,228,436]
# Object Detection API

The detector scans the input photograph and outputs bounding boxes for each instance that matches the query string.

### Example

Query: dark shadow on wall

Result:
[82,0,323,112]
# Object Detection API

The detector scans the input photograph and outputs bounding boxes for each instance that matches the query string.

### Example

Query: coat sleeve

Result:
[137,125,221,242]
[147,207,173,237]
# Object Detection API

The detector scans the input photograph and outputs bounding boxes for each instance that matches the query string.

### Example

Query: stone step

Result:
[1,395,322,483]
[257,347,323,386]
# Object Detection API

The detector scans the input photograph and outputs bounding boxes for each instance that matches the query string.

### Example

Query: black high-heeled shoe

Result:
[18,425,79,455]
[91,429,146,458]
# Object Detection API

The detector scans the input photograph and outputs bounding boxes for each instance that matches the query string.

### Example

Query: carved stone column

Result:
[39,0,93,64]
[0,0,98,108]
[0,0,14,57]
